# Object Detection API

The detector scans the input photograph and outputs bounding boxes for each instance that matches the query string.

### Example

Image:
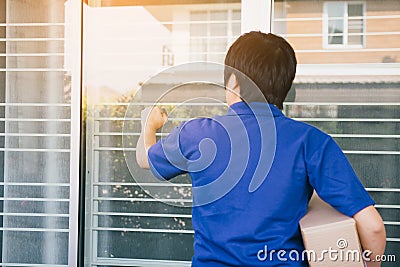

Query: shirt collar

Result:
[227,101,284,117]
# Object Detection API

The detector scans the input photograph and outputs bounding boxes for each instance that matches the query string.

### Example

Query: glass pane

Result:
[348,3,364,46]
[210,22,227,36]
[2,185,69,198]
[5,215,68,229]
[0,199,69,214]
[348,18,363,45]
[209,37,227,62]
[97,232,194,260]
[272,1,286,35]
[0,0,79,265]
[273,1,400,265]
[328,19,344,44]
[232,9,241,20]
[231,9,241,38]
[348,35,363,45]
[2,232,68,264]
[190,23,206,37]
[190,39,207,61]
[189,11,207,61]
[348,4,363,17]
[348,32,363,45]
[190,11,207,39]
[209,11,227,36]
[84,2,240,265]
[327,2,344,45]
[190,10,207,21]
[327,2,345,18]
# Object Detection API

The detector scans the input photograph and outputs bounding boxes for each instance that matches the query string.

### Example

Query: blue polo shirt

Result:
[148,101,374,267]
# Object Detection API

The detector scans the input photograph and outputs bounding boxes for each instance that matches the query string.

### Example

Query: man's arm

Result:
[136,106,167,169]
[353,205,386,267]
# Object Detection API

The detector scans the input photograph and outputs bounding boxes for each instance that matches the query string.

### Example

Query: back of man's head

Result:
[224,31,297,109]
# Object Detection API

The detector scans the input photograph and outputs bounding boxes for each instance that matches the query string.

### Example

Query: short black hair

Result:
[224,31,297,109]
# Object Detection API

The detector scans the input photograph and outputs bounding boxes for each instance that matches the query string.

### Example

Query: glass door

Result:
[83,1,241,266]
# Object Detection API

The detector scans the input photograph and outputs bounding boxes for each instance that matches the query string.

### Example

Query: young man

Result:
[136,32,386,266]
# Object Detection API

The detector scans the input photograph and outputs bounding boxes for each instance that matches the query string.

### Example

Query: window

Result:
[190,9,241,63]
[323,2,365,47]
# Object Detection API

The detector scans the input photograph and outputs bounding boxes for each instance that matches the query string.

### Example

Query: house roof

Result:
[294,75,400,84]
[294,63,400,84]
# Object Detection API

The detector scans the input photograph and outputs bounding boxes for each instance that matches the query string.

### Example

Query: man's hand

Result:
[136,106,168,169]
[141,106,168,131]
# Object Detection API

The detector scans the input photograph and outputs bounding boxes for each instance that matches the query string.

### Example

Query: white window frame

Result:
[188,5,241,62]
[68,0,83,266]
[323,1,366,49]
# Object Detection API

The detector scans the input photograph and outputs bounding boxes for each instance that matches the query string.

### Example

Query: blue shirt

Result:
[148,101,374,267]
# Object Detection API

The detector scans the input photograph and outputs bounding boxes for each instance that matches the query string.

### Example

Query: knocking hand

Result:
[141,106,168,131]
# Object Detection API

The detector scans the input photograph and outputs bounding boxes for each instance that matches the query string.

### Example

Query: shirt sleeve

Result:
[306,131,375,217]
[148,124,188,181]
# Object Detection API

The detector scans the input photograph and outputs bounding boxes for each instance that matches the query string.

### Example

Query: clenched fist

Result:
[141,106,168,131]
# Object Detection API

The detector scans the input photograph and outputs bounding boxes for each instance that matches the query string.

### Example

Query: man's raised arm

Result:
[136,106,167,169]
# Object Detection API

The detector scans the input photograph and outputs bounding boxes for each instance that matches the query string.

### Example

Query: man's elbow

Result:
[370,219,386,237]
[354,205,386,238]
[137,159,150,169]
[136,151,150,169]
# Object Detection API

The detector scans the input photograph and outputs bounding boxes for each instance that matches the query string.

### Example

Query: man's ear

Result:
[226,73,240,96]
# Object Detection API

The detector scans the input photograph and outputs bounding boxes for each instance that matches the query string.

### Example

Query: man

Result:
[136,32,386,266]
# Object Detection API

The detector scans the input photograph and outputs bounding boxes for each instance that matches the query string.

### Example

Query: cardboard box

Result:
[299,193,364,266]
